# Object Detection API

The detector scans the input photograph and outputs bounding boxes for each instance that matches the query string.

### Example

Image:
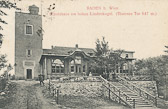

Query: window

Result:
[56,66,60,73]
[61,66,64,73]
[88,53,93,56]
[28,50,31,55]
[83,65,85,72]
[25,24,33,35]
[71,66,74,72]
[26,49,32,57]
[126,54,128,58]
[70,60,75,73]
[75,56,81,64]
[51,59,64,73]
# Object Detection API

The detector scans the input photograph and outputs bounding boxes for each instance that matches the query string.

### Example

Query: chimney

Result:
[29,5,39,15]
[75,44,78,48]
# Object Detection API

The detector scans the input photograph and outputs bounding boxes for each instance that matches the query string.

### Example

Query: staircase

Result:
[111,82,154,108]
[100,75,158,108]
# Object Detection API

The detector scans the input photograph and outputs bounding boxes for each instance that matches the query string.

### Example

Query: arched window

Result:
[51,59,64,73]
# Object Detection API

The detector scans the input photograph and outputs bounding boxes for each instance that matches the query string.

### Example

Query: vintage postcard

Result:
[0,0,168,108]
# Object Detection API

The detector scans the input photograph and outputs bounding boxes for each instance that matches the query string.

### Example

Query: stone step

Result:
[109,81,155,108]
[135,104,153,107]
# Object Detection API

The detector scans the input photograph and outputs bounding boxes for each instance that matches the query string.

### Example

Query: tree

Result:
[0,54,7,70]
[134,55,168,99]
[0,0,20,75]
[165,46,168,53]
[92,37,126,78]
[0,0,20,47]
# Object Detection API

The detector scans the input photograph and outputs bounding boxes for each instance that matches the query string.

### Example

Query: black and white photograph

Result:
[0,0,168,108]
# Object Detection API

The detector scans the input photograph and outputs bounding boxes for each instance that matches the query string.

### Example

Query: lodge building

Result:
[15,5,135,80]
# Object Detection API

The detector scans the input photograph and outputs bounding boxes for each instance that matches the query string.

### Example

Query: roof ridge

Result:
[51,45,95,50]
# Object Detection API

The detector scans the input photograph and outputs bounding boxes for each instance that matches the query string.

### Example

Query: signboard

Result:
[24,61,34,67]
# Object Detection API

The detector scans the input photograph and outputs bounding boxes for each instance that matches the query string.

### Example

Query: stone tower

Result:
[15,5,42,79]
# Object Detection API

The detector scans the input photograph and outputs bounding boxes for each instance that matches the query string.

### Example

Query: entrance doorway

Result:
[75,65,81,73]
[27,69,32,79]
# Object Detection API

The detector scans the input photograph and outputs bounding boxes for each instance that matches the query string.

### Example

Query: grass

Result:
[0,82,17,108]
[58,95,127,109]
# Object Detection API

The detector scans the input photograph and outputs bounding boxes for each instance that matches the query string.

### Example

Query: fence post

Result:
[147,93,149,99]
[55,89,57,102]
[133,99,135,108]
[53,89,55,96]
[133,85,135,90]
[108,83,110,100]
[56,89,59,104]
[139,89,141,96]
[49,79,51,94]
[119,90,121,103]
[155,97,157,106]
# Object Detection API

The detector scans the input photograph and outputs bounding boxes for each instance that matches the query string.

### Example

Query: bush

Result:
[0,78,7,91]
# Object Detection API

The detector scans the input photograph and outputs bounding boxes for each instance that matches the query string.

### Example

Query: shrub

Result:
[0,77,7,91]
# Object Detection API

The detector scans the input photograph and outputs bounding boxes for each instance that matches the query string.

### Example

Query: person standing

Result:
[39,74,44,86]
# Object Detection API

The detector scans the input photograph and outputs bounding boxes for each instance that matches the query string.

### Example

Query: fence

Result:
[118,73,153,81]
[48,75,102,82]
[100,76,135,108]
[117,75,157,107]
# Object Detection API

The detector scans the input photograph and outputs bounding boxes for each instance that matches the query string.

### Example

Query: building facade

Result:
[15,5,43,79]
[40,45,95,79]
[15,5,135,80]
[116,51,135,74]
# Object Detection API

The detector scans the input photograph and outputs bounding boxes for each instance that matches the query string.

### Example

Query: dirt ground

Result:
[0,80,129,109]
[0,80,60,109]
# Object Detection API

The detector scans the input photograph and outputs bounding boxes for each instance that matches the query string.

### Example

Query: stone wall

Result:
[51,82,103,97]
[131,81,158,96]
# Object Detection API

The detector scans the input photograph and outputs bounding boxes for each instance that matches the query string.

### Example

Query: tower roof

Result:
[29,5,39,15]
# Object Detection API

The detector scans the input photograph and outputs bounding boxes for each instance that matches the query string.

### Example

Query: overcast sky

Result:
[1,0,168,65]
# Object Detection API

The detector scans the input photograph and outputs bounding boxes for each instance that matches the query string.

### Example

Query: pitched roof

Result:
[43,46,95,56]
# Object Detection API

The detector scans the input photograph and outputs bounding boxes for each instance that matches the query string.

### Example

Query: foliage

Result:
[0,54,7,70]
[0,77,7,91]
[92,37,127,76]
[134,55,168,99]
[165,46,168,53]
[0,0,20,43]
[0,0,19,74]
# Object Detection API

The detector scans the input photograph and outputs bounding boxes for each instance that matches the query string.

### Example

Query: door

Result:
[75,65,81,73]
[27,69,32,79]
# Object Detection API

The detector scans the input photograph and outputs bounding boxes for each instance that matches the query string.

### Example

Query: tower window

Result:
[25,24,33,35]
[27,49,32,57]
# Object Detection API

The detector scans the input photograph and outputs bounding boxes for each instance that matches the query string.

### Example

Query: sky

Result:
[1,0,168,72]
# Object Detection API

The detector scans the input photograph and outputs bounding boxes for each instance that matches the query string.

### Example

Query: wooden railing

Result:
[99,76,136,108]
[48,79,60,104]
[117,75,157,107]
[48,74,102,82]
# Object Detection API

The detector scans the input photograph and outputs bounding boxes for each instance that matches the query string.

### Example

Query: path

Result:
[3,80,59,109]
